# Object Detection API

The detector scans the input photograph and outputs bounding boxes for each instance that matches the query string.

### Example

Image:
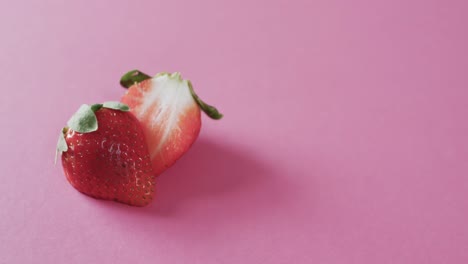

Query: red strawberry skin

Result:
[61,108,155,206]
[121,77,202,175]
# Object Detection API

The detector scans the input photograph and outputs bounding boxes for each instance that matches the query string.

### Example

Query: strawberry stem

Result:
[120,70,151,89]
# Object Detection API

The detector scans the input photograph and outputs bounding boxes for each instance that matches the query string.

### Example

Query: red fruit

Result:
[120,71,222,175]
[56,102,155,206]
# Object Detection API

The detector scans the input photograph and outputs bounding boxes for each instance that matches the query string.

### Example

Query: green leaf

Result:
[187,81,223,120]
[102,101,130,111]
[90,103,103,112]
[66,104,98,133]
[55,128,68,164]
[120,70,151,89]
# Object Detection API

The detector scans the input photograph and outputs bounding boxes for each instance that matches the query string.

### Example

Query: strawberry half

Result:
[120,70,222,175]
[56,102,155,206]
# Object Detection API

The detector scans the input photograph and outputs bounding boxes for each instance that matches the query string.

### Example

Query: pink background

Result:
[1,0,467,263]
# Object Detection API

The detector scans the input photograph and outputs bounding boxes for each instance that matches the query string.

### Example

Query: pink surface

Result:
[1,0,467,263]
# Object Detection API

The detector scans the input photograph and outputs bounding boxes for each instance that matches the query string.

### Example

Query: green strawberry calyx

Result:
[54,101,130,164]
[119,69,223,120]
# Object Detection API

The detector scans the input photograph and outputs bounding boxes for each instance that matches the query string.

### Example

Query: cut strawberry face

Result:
[120,71,222,175]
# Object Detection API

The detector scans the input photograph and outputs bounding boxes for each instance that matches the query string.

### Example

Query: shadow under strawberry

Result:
[150,138,281,216]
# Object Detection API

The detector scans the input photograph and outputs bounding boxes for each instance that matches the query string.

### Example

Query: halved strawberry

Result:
[120,70,222,175]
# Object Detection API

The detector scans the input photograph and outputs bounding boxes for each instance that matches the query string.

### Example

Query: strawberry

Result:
[56,102,155,206]
[119,70,222,175]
